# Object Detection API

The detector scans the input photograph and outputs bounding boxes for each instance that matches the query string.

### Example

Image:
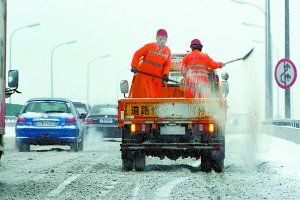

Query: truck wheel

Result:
[122,127,130,141]
[122,157,134,171]
[200,154,212,172]
[212,158,224,173]
[212,138,225,173]
[135,152,146,171]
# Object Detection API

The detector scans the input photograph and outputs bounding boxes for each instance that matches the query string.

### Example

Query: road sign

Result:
[274,58,297,89]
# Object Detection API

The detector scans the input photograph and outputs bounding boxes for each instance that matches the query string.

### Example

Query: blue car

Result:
[15,98,86,152]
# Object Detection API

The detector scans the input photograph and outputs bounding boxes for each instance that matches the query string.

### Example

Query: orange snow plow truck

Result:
[118,54,229,172]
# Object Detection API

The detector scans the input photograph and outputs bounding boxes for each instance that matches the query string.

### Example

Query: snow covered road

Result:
[1,127,300,200]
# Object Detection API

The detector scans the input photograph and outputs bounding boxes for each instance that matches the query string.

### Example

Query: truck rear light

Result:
[131,124,136,133]
[84,118,93,124]
[209,123,215,133]
[202,123,215,133]
[130,124,142,133]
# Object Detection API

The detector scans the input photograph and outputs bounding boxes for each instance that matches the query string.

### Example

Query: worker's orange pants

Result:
[130,74,164,98]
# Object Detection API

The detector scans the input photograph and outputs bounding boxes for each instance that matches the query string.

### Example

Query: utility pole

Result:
[265,0,273,120]
[285,0,290,118]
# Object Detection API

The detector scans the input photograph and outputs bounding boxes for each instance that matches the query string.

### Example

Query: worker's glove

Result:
[220,62,224,68]
[163,75,169,83]
[131,67,138,74]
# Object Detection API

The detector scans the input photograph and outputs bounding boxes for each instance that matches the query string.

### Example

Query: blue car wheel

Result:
[16,141,30,152]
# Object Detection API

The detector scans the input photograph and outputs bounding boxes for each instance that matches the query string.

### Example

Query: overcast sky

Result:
[6,0,300,119]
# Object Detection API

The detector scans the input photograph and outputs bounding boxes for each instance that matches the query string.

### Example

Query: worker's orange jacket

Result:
[130,42,171,98]
[181,49,222,98]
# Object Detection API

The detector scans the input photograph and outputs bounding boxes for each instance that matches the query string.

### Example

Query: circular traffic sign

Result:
[274,58,297,89]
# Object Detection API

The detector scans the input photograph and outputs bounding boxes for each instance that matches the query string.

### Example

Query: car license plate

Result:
[160,125,185,135]
[99,118,113,123]
[36,121,56,126]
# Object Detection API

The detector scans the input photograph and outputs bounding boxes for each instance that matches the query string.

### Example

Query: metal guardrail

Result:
[264,119,300,128]
[5,116,17,126]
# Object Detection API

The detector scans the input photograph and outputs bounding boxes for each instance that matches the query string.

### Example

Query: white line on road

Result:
[155,177,189,200]
[47,174,81,197]
[47,154,107,198]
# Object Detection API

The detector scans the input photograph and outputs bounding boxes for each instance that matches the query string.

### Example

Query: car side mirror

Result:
[120,80,129,94]
[8,70,19,88]
[80,113,87,119]
[221,72,229,81]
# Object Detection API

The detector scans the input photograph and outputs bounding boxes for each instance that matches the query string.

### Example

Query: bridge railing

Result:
[264,119,300,128]
[5,116,17,126]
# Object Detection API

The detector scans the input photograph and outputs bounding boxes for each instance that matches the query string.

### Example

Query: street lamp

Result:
[9,23,40,70]
[231,0,265,14]
[242,22,265,30]
[86,55,110,105]
[252,39,281,119]
[50,40,77,97]
[232,0,273,120]
[8,23,40,103]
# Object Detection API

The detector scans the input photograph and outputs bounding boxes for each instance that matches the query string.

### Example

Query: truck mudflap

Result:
[121,142,222,151]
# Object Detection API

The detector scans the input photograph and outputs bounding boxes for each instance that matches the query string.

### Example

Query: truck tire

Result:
[134,151,146,171]
[122,157,134,171]
[212,158,224,173]
[212,137,225,173]
[200,153,212,172]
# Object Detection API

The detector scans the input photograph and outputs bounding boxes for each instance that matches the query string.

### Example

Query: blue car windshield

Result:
[24,101,71,113]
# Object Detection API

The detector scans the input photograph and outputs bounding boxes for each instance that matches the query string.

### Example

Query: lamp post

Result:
[86,55,110,105]
[8,23,40,103]
[232,0,273,120]
[252,39,280,119]
[9,23,40,71]
[50,40,76,97]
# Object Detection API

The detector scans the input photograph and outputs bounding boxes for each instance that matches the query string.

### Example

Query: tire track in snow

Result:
[155,177,189,200]
[132,181,141,200]
[47,154,107,198]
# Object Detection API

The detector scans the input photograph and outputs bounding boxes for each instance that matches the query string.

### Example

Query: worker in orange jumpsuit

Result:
[180,39,223,98]
[130,29,171,98]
